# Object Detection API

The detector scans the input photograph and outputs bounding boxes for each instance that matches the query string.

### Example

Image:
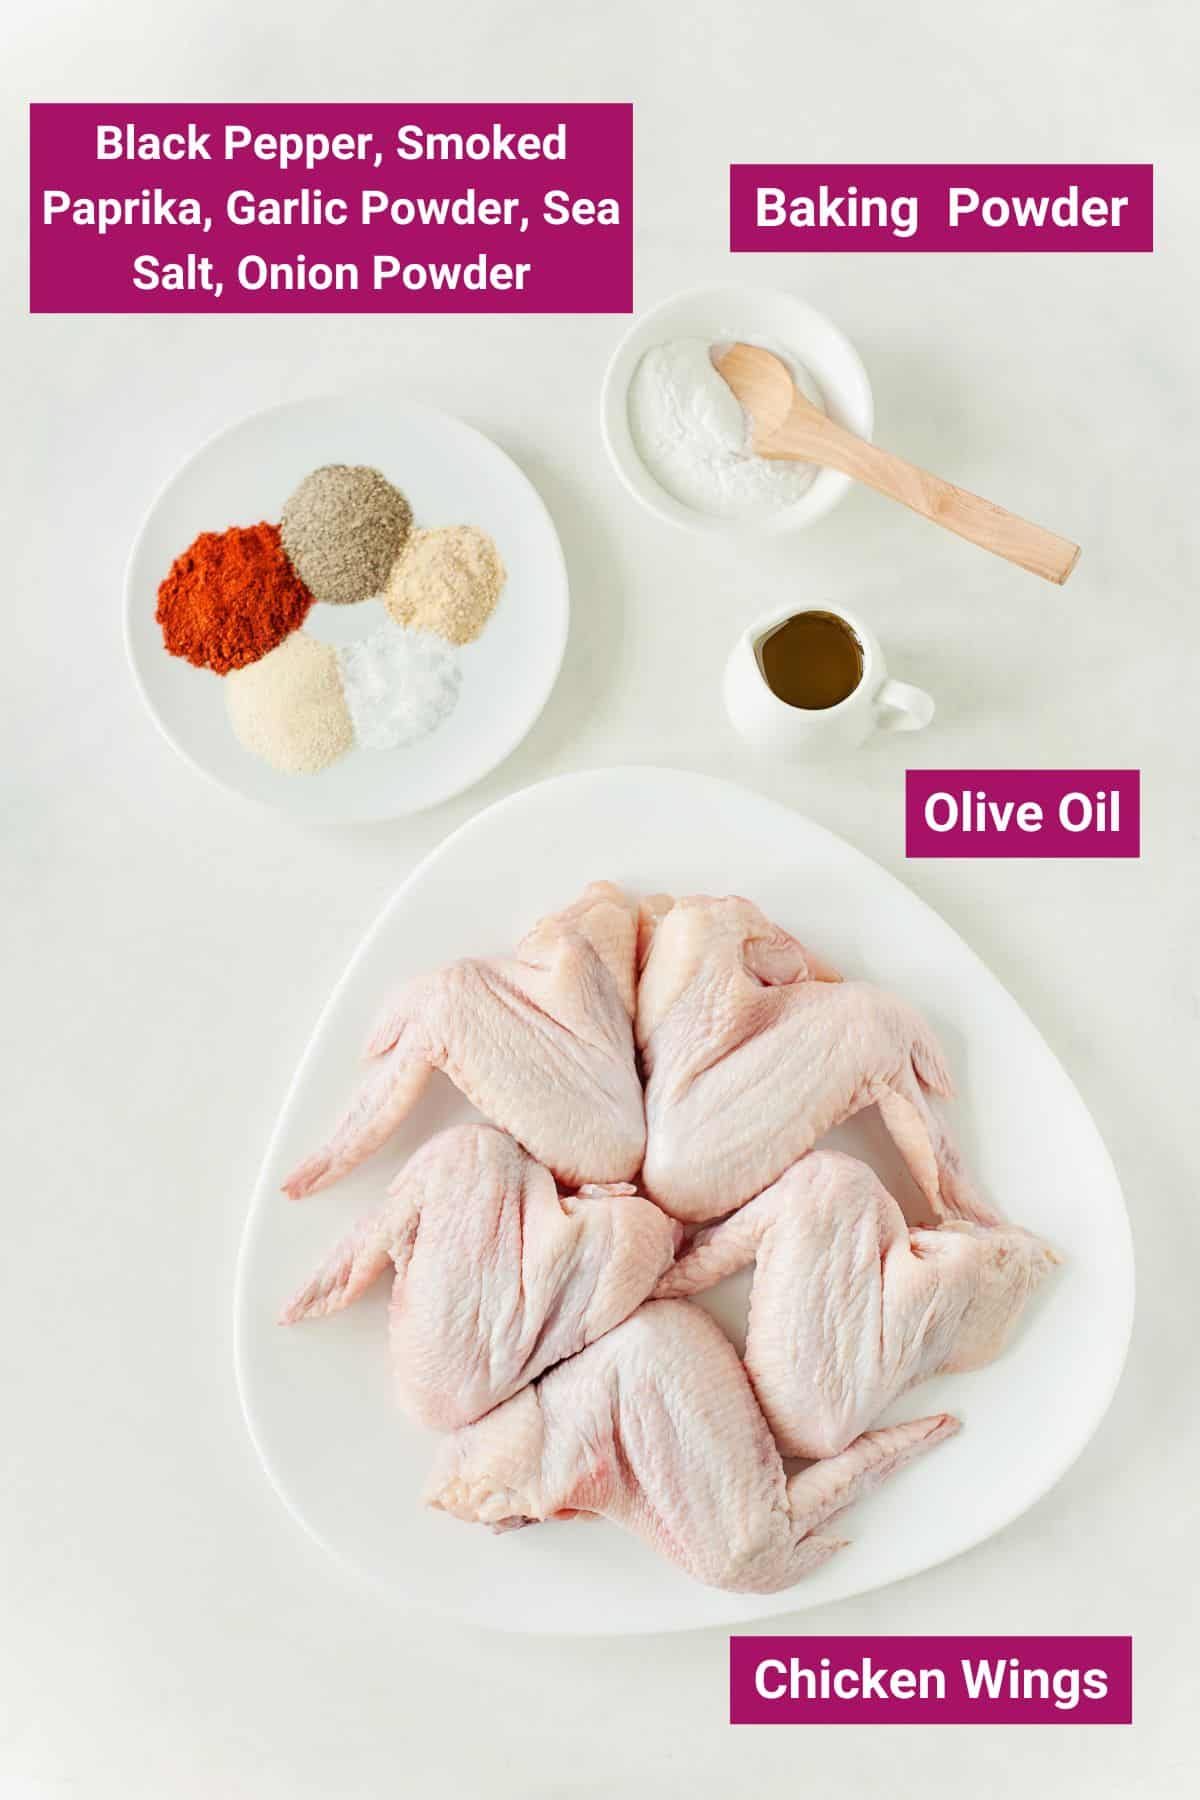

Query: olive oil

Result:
[756,610,864,710]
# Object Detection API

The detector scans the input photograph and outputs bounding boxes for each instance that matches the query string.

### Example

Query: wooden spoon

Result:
[714,343,1080,585]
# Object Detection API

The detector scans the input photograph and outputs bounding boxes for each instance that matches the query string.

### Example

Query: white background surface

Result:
[3,2,1196,1794]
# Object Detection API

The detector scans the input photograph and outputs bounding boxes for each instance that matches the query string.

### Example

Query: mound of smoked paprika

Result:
[156,521,313,673]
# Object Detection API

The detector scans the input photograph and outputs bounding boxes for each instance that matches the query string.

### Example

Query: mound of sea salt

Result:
[337,621,461,751]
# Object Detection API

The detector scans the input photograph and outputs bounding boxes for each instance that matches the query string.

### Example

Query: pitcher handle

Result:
[875,678,935,734]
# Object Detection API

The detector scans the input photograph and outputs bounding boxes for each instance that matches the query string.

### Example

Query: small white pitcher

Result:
[723,602,934,760]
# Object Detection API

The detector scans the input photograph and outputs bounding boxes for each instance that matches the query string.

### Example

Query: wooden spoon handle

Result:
[771,417,1080,585]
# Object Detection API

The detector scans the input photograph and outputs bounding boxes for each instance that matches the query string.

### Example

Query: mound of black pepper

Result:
[281,464,413,605]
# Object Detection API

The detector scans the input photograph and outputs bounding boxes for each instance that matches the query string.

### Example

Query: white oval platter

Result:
[235,768,1133,1633]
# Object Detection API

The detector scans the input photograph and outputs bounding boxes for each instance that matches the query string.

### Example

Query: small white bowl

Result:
[600,283,874,536]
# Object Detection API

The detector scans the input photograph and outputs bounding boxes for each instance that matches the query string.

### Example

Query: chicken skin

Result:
[424,1299,959,1593]
[283,883,646,1199]
[636,894,994,1225]
[281,1125,679,1431]
[656,1152,1057,1457]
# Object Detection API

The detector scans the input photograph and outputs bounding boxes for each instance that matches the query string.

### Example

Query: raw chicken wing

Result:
[424,1298,959,1593]
[281,1124,679,1430]
[284,882,645,1198]
[637,894,994,1224]
[656,1151,1057,1456]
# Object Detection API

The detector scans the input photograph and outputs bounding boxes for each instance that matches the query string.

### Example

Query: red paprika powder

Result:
[156,521,313,673]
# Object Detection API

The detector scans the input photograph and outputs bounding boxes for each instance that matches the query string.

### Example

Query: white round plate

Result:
[125,393,568,821]
[235,768,1133,1634]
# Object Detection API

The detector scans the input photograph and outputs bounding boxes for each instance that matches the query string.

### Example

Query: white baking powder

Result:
[627,337,824,520]
[336,622,461,751]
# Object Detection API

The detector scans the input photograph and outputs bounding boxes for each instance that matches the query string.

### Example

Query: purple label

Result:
[906,771,1139,858]
[29,104,632,314]
[730,164,1153,252]
[731,1636,1132,1724]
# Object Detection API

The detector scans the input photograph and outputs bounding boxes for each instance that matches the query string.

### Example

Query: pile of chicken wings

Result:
[280,883,1056,1594]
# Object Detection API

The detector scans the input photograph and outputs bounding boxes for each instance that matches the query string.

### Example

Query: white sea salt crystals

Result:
[627,337,824,520]
[336,620,461,751]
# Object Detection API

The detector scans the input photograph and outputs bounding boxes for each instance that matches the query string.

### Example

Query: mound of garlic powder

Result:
[225,633,353,774]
